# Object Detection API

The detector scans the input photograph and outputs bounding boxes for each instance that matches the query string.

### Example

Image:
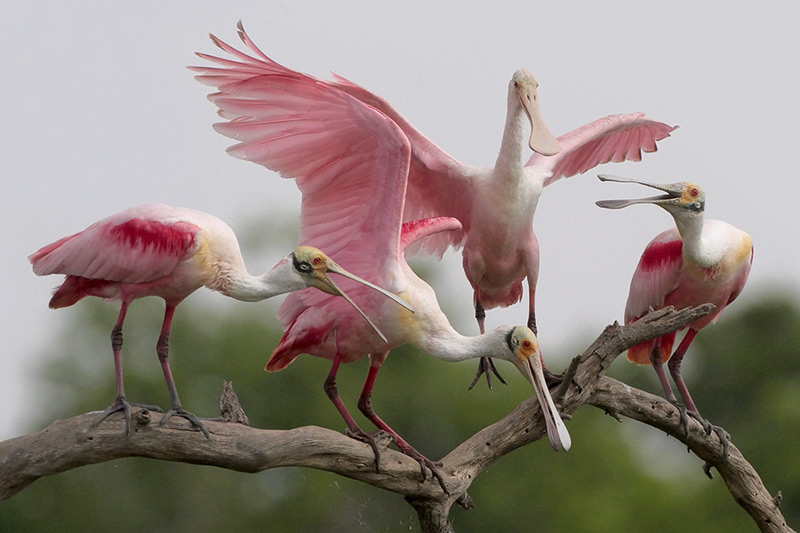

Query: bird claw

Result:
[398,445,449,495]
[160,406,211,439]
[468,356,507,390]
[686,410,731,461]
[345,428,392,473]
[91,396,163,436]
[669,402,731,462]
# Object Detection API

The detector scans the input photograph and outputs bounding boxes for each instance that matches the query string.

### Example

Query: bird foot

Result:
[669,402,731,461]
[393,441,449,495]
[669,400,692,437]
[160,406,211,439]
[686,410,731,461]
[345,428,393,473]
[91,396,163,436]
[468,356,507,390]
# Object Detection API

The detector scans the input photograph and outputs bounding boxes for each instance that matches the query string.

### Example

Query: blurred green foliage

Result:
[1,292,798,532]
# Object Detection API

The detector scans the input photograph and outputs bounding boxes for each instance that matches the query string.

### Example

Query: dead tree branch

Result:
[0,305,792,532]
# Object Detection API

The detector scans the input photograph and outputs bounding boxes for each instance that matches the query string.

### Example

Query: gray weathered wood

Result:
[0,305,792,532]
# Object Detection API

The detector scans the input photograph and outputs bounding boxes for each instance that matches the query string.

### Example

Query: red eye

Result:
[522,340,532,349]
[691,188,699,197]
[313,257,322,265]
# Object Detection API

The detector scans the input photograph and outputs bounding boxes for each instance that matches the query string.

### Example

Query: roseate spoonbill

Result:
[596,175,752,442]
[190,21,676,389]
[30,204,410,438]
[192,33,571,491]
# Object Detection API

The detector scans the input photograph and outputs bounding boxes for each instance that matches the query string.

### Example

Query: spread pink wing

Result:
[192,25,412,324]
[526,113,676,187]
[330,73,476,256]
[193,24,475,259]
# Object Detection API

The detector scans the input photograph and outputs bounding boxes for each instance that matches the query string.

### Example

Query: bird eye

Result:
[313,257,322,265]
[691,188,699,197]
[522,340,532,349]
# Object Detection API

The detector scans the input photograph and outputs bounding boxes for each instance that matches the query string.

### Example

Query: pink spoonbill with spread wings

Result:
[191,26,573,493]
[191,22,676,389]
[596,175,753,446]
[30,204,410,438]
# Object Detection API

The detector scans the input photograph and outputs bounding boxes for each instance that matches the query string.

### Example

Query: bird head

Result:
[289,246,414,343]
[504,325,543,383]
[595,174,705,219]
[510,69,561,157]
[504,325,572,452]
[291,246,412,310]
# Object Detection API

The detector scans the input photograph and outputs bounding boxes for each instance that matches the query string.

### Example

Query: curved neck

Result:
[214,263,304,302]
[419,325,510,363]
[673,212,715,267]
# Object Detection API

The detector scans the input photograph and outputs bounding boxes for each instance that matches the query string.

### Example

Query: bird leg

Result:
[357,363,449,495]
[668,329,731,460]
[526,288,563,389]
[91,302,162,436]
[323,351,383,471]
[649,344,691,433]
[155,305,210,439]
[468,300,507,390]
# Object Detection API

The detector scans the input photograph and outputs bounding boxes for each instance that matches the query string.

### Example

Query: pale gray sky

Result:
[2,1,798,440]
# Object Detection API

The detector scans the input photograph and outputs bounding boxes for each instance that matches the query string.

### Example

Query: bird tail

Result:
[48,276,115,309]
[627,332,677,365]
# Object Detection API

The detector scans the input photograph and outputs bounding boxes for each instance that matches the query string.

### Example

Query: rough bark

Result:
[0,305,792,532]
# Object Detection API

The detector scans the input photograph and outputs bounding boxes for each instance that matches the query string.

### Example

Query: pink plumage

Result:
[191,22,676,388]
[597,176,752,437]
[30,203,403,439]
[184,24,577,487]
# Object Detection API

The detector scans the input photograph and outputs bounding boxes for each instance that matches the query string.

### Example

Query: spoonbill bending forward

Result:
[192,27,572,494]
[191,22,676,389]
[30,204,410,438]
[596,175,752,444]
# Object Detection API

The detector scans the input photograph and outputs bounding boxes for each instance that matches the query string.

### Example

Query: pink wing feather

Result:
[529,113,677,187]
[624,227,684,324]
[29,204,201,284]
[193,25,474,257]
[623,228,683,364]
[193,26,413,331]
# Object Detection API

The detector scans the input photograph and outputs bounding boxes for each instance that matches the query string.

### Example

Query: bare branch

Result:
[588,377,793,533]
[0,304,792,533]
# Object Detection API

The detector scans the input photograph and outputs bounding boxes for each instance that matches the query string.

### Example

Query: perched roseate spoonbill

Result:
[30,204,410,438]
[191,32,570,491]
[596,175,752,440]
[190,22,676,389]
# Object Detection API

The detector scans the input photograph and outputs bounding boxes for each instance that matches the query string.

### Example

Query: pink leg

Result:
[156,304,209,438]
[91,301,162,435]
[468,299,507,390]
[667,329,730,456]
[667,329,699,412]
[650,343,679,404]
[357,362,448,494]
[527,284,561,387]
[323,351,383,469]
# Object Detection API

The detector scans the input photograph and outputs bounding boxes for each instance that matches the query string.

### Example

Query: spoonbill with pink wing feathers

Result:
[191,21,676,389]
[191,26,573,493]
[596,175,752,448]
[31,204,409,438]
